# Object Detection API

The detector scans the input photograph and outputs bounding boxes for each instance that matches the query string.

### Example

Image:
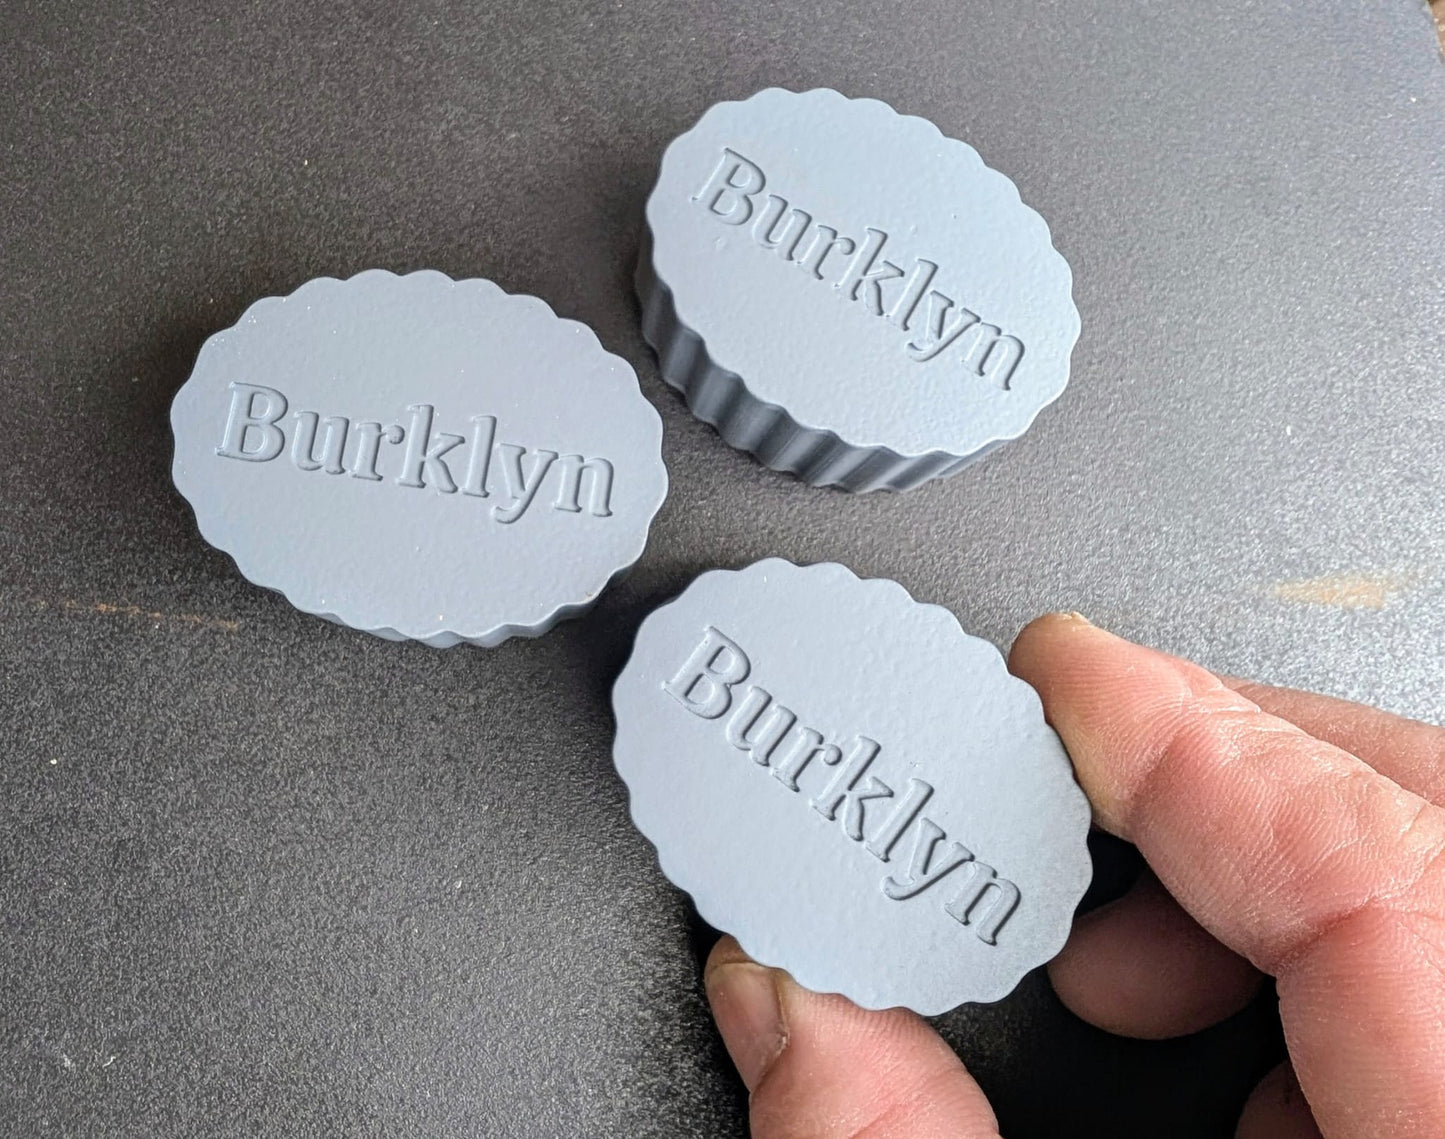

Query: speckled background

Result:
[2,3,1441,1136]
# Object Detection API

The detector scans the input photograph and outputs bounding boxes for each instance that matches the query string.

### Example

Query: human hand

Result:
[703,613,1445,1138]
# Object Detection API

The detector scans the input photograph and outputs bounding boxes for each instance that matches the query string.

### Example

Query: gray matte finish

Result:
[640,88,1079,491]
[171,270,667,647]
[613,560,1092,1013]
[2,3,1442,1137]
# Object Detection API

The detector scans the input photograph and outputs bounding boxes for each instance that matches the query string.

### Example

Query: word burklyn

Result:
[692,148,1024,390]
[665,626,1020,945]
[215,383,615,524]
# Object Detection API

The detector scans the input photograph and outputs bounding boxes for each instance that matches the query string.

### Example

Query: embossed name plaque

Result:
[171,270,668,646]
[612,560,1092,1012]
[639,88,1080,492]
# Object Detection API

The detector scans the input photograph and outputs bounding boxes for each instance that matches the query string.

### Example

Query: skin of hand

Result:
[703,613,1445,1139]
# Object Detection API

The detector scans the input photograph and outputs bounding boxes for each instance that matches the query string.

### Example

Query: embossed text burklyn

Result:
[692,148,1025,389]
[665,626,1021,945]
[212,383,615,524]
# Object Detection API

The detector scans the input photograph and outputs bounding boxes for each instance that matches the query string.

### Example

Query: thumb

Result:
[704,936,1002,1139]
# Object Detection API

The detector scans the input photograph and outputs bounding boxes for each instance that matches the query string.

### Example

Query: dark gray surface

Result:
[2,2,1441,1136]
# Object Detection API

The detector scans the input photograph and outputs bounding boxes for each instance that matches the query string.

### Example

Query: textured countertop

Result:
[2,2,1442,1135]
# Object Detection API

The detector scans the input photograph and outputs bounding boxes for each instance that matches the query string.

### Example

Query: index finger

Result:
[1221,677,1445,803]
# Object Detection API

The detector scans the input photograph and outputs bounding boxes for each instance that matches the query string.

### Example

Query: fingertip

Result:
[1008,612,1160,733]
[704,933,751,975]
[702,939,1003,1137]
[1008,611,1097,673]
[1009,611,1176,699]
[1236,1063,1323,1139]
[1047,874,1264,1040]
[703,937,787,1093]
[1009,613,1235,838]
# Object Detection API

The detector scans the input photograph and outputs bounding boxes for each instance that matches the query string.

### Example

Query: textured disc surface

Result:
[171,270,668,647]
[640,87,1080,490]
[612,559,1092,1013]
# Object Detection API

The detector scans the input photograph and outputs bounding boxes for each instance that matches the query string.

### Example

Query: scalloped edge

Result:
[610,559,1094,1013]
[640,87,1079,489]
[171,269,669,648]
[638,248,989,492]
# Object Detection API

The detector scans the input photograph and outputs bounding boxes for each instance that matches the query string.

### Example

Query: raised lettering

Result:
[697,155,1023,370]
[811,737,893,840]
[836,228,904,314]
[553,454,614,517]
[883,818,973,899]
[865,778,933,862]
[969,330,1024,390]
[752,196,813,260]
[663,627,751,719]
[725,687,797,767]
[946,863,1021,945]
[290,411,348,474]
[491,445,558,524]
[692,148,765,225]
[661,628,1020,944]
[794,225,856,281]
[349,420,405,481]
[887,259,938,331]
[770,727,841,792]
[460,415,496,498]
[396,404,465,493]
[906,292,980,362]
[217,383,288,462]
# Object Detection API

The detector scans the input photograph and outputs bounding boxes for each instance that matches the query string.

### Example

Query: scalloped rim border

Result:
[170,269,669,648]
[642,87,1081,464]
[636,252,982,492]
[610,559,1094,1013]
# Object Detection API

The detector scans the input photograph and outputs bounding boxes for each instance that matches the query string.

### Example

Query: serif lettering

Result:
[214,383,615,525]
[692,148,1024,389]
[664,625,1021,946]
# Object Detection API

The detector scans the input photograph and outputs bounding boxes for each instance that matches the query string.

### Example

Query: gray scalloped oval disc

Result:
[171,270,668,647]
[638,88,1079,492]
[612,560,1092,1013]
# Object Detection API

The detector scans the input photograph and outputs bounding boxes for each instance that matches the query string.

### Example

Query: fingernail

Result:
[704,960,787,1092]
[1054,610,1093,626]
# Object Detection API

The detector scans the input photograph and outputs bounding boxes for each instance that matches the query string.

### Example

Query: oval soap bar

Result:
[639,88,1079,491]
[171,270,668,647]
[612,560,1092,1012]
